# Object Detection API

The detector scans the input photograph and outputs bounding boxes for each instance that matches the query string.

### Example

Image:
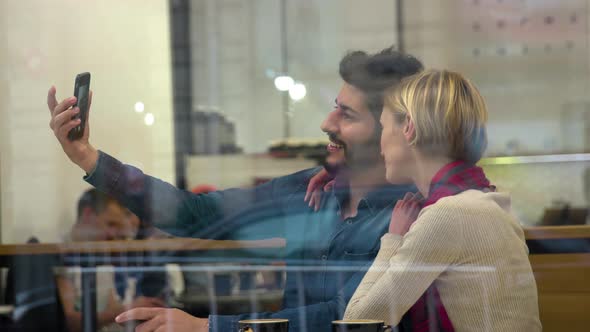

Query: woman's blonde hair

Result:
[384,69,488,163]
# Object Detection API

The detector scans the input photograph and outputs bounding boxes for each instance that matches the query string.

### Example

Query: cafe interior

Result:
[0,0,589,331]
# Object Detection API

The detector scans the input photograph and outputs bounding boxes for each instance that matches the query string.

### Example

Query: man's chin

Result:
[322,151,345,175]
[323,156,348,176]
[323,162,342,176]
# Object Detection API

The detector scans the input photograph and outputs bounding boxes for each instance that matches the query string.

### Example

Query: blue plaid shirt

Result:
[85,151,415,332]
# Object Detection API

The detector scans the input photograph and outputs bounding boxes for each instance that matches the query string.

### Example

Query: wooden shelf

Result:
[480,153,590,165]
[0,237,286,256]
[524,225,590,240]
[1,225,588,256]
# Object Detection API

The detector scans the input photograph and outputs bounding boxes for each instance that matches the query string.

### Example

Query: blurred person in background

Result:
[56,189,166,332]
[68,188,139,242]
[46,47,431,332]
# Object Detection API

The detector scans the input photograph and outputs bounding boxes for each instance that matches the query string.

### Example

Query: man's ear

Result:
[80,206,97,221]
[403,115,416,144]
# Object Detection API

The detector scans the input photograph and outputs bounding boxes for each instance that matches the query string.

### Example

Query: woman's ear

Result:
[403,115,415,144]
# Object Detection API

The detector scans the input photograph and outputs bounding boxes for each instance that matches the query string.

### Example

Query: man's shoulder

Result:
[259,167,323,205]
[271,166,323,188]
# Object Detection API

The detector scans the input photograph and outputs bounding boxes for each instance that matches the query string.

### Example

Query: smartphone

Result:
[68,72,91,140]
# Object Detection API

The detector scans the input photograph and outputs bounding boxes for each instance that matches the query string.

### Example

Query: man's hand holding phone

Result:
[47,84,99,174]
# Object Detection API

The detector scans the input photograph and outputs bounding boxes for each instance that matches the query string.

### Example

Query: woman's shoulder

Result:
[414,191,524,252]
[420,190,512,224]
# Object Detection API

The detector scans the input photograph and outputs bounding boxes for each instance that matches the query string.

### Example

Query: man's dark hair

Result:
[76,188,118,219]
[339,46,424,121]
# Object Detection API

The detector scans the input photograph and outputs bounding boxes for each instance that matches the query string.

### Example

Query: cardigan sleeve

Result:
[343,205,462,325]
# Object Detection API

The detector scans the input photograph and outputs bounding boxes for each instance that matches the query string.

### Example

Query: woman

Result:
[342,70,541,331]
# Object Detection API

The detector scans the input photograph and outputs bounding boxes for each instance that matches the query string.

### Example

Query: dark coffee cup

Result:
[238,319,289,332]
[332,319,392,332]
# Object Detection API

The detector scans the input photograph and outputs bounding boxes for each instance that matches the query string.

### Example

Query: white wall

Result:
[190,0,399,153]
[189,0,590,155]
[405,0,590,156]
[0,0,175,243]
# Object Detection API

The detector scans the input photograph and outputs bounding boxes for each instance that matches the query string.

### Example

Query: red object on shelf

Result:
[191,184,217,194]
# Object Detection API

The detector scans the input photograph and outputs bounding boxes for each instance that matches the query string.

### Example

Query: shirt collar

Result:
[332,176,417,215]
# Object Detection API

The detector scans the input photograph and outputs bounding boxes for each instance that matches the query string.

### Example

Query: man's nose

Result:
[320,111,338,134]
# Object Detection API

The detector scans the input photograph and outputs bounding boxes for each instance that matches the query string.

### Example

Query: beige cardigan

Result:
[344,190,542,331]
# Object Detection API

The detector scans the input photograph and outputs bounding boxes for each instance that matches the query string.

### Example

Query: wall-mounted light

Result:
[289,82,306,101]
[134,101,145,113]
[274,75,294,92]
[144,113,155,126]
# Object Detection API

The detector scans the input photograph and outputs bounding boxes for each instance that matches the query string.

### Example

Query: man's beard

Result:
[323,155,344,176]
[323,134,383,176]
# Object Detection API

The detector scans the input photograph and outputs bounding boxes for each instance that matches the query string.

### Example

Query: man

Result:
[69,188,140,242]
[56,189,166,332]
[47,47,423,331]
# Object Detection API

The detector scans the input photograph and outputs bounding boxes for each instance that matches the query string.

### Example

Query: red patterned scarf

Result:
[402,160,492,332]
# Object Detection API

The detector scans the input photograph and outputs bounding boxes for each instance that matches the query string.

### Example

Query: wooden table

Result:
[524,225,590,254]
[0,238,286,332]
[2,225,589,332]
[523,225,590,331]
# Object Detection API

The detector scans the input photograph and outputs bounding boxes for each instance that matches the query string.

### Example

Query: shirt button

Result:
[321,255,328,260]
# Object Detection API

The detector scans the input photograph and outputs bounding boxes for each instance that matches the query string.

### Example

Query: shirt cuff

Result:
[208,315,239,332]
[83,150,103,179]
[83,150,125,194]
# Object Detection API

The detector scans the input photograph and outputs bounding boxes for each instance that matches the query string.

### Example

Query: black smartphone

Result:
[68,72,91,140]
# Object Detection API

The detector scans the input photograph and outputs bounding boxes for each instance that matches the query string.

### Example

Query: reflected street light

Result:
[144,113,155,126]
[274,75,294,91]
[289,82,306,101]
[134,101,145,113]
